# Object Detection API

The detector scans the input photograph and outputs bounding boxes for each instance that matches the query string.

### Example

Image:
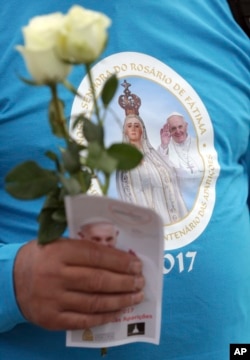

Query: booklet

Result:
[64,194,164,348]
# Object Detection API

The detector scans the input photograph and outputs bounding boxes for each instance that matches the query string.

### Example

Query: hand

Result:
[160,123,171,148]
[14,239,144,330]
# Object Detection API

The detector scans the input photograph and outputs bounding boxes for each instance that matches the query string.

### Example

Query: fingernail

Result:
[129,260,142,275]
[134,276,145,290]
[132,291,144,304]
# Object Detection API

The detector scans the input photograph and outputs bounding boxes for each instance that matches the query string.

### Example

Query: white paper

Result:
[64,194,164,348]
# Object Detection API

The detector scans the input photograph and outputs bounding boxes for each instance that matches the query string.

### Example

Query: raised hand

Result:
[160,123,171,148]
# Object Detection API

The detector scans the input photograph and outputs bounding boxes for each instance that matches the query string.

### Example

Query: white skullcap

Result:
[80,216,114,228]
[166,112,184,120]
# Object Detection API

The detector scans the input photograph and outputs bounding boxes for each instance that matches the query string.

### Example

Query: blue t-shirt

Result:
[0,1,249,359]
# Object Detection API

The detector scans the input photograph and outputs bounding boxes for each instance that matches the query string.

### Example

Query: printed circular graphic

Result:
[70,52,220,250]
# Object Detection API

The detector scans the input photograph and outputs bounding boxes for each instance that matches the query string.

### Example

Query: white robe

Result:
[158,136,204,210]
[117,143,187,225]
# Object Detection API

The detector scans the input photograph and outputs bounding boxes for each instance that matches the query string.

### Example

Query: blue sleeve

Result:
[0,243,27,332]
[247,140,250,212]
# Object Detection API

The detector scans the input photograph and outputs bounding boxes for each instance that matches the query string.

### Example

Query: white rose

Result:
[16,13,72,84]
[56,5,111,64]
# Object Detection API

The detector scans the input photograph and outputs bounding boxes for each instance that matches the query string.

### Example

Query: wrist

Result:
[0,243,28,332]
[161,143,169,150]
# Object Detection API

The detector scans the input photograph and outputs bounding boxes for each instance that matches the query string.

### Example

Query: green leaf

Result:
[45,150,58,162]
[107,143,143,170]
[48,97,66,138]
[45,150,62,172]
[52,207,66,222]
[101,74,118,108]
[41,186,64,209]
[86,142,118,174]
[71,113,88,131]
[58,174,82,195]
[37,188,67,244]
[61,141,81,174]
[73,169,92,193]
[38,207,67,244]
[5,161,58,199]
[83,119,104,145]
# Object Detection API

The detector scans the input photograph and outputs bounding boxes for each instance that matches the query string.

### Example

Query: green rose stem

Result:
[85,64,108,356]
[52,78,108,356]
[63,68,111,197]
[101,347,108,357]
[49,83,70,140]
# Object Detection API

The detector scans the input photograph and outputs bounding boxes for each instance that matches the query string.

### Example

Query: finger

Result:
[62,267,145,293]
[60,290,144,315]
[50,310,122,330]
[59,240,143,275]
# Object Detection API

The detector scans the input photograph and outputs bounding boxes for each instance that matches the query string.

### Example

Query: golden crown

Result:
[118,80,141,116]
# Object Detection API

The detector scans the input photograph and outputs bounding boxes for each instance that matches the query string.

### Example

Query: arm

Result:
[247,140,250,212]
[0,243,27,332]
